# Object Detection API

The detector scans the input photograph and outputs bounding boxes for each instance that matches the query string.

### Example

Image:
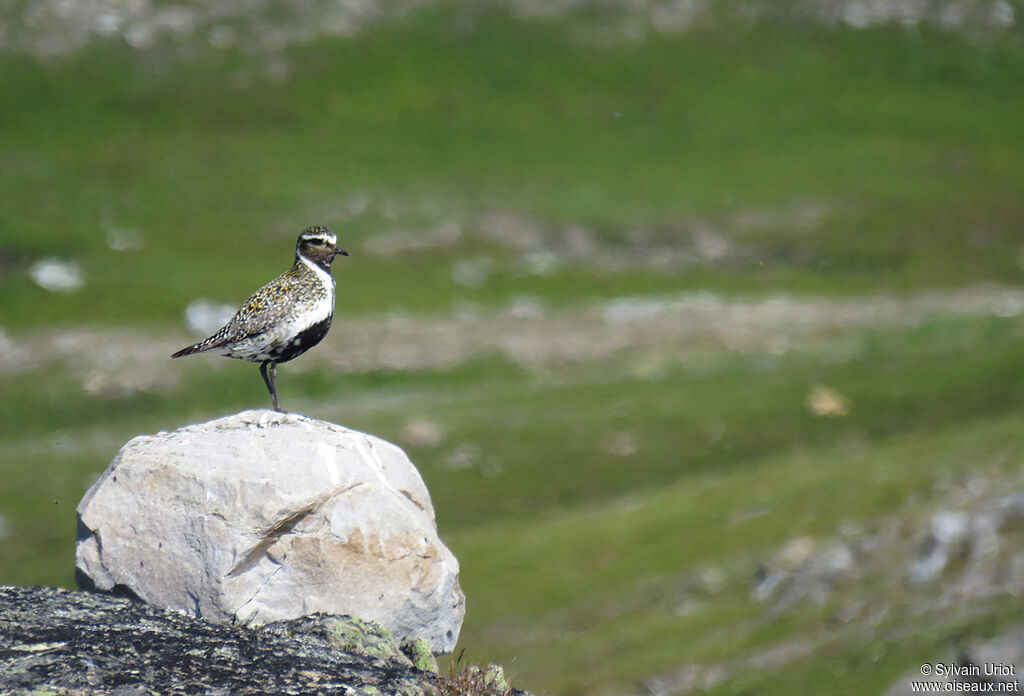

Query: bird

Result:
[171,225,348,412]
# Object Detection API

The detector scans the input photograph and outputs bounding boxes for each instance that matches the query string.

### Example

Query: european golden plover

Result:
[171,225,348,412]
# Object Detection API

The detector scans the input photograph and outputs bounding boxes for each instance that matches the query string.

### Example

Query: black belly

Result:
[271,318,332,364]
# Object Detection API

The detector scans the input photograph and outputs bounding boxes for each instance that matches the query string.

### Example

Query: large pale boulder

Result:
[75,410,464,653]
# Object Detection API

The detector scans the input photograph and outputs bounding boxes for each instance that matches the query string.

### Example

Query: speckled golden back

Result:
[225,262,331,340]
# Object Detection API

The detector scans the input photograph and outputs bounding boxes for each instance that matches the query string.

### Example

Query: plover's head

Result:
[296,225,349,269]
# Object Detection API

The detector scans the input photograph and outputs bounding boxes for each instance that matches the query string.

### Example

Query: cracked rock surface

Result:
[0,585,439,696]
[74,410,464,654]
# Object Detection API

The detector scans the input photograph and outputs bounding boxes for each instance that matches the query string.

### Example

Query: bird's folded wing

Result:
[225,275,300,338]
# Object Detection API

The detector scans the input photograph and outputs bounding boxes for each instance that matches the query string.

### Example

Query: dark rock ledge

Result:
[0,585,497,696]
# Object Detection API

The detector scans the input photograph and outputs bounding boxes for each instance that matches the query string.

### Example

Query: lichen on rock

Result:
[0,585,437,695]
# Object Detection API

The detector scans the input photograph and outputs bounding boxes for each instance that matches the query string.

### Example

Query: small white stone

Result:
[29,258,84,293]
[184,299,236,336]
[106,227,145,252]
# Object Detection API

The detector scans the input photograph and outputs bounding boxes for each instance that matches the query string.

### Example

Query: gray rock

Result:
[752,537,858,615]
[0,585,435,695]
[910,510,971,585]
[75,409,464,653]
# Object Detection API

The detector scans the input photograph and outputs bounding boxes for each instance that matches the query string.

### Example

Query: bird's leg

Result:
[260,361,284,412]
[269,363,283,413]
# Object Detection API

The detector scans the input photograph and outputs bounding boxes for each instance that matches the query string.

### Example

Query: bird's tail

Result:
[171,332,227,359]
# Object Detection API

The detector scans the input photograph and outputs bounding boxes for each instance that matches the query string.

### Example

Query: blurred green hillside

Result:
[2,4,1024,694]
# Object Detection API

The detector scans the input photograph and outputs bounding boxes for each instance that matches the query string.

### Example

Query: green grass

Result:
[449,410,1024,695]
[3,315,1024,694]
[2,6,1024,695]
[2,11,1024,328]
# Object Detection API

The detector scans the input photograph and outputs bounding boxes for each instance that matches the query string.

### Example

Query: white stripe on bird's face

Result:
[300,232,335,243]
[299,225,335,244]
[299,236,336,249]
